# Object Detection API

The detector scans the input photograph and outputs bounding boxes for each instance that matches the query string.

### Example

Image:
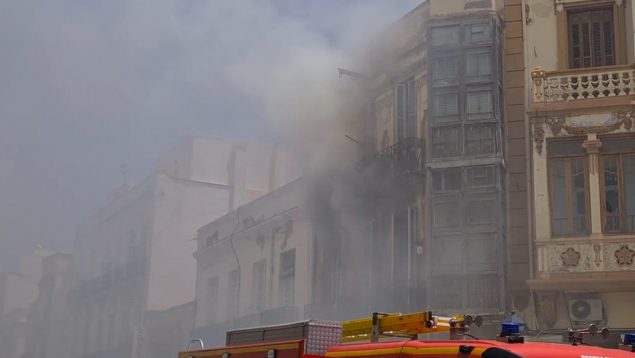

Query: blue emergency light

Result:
[501,322,521,336]
[625,333,635,345]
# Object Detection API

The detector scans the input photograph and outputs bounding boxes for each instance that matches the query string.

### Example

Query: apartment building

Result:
[192,178,312,346]
[523,0,635,341]
[68,137,301,358]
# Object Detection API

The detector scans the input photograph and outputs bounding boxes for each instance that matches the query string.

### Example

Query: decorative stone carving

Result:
[561,247,581,267]
[532,112,633,154]
[593,244,602,267]
[554,0,564,14]
[532,116,565,154]
[415,76,426,90]
[615,245,635,266]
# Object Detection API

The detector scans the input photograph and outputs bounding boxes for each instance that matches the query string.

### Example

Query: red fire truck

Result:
[179,311,635,358]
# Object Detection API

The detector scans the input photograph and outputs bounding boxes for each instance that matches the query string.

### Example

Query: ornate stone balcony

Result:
[535,237,635,277]
[531,64,635,112]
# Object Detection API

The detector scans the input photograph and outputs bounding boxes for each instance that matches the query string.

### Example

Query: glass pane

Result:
[467,166,496,188]
[571,158,587,233]
[467,198,496,224]
[465,124,496,155]
[551,160,568,235]
[433,56,458,85]
[432,93,459,119]
[467,235,498,272]
[602,137,635,152]
[548,140,585,156]
[432,239,462,274]
[466,50,492,80]
[432,125,460,158]
[432,168,461,192]
[433,202,459,228]
[465,23,492,42]
[430,26,460,47]
[603,156,620,232]
[466,90,493,120]
[623,156,635,232]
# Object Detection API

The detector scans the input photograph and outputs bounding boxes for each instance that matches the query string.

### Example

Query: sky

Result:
[0,0,422,268]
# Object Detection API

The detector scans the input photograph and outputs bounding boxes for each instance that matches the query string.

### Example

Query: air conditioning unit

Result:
[568,298,603,322]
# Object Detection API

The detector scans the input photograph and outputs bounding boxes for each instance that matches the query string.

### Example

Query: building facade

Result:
[0,248,50,358]
[68,137,301,358]
[23,252,73,358]
[523,0,635,341]
[314,0,530,328]
[192,178,313,345]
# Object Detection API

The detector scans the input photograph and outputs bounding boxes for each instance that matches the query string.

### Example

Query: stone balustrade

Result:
[532,64,635,104]
[535,237,635,275]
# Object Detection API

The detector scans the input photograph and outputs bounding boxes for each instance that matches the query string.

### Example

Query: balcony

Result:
[358,138,426,177]
[530,237,635,291]
[531,64,635,112]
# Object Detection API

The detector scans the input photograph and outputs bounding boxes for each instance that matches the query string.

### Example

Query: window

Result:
[207,276,219,323]
[433,201,459,228]
[466,89,494,121]
[395,78,417,141]
[365,100,377,153]
[465,23,492,43]
[431,92,459,123]
[432,125,460,158]
[429,25,460,47]
[601,137,635,233]
[432,55,458,86]
[465,124,496,155]
[393,207,417,282]
[432,168,462,192]
[568,7,614,68]
[227,269,240,319]
[251,260,266,312]
[548,140,588,236]
[467,166,496,188]
[279,249,295,306]
[466,49,492,82]
[466,196,497,224]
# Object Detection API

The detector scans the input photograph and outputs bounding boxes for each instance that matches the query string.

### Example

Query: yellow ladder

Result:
[341,311,480,342]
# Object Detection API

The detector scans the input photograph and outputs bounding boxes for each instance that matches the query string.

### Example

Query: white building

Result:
[193,178,313,346]
[68,137,302,358]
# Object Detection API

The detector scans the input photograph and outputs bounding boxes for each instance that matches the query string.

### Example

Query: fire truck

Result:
[179,311,635,358]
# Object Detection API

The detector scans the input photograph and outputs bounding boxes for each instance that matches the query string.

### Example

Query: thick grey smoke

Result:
[0,0,421,267]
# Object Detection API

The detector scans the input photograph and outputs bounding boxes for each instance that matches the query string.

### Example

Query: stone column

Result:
[583,134,602,235]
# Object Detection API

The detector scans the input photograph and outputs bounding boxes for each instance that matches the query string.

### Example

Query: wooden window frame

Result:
[599,135,635,234]
[556,0,626,70]
[547,139,591,237]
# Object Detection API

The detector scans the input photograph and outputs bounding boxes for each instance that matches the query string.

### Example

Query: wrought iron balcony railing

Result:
[358,137,426,177]
[531,64,635,105]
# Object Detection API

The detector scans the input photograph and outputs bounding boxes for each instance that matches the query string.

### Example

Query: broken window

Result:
[568,7,614,68]
[279,249,295,306]
[429,25,461,47]
[465,124,496,155]
[432,125,460,158]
